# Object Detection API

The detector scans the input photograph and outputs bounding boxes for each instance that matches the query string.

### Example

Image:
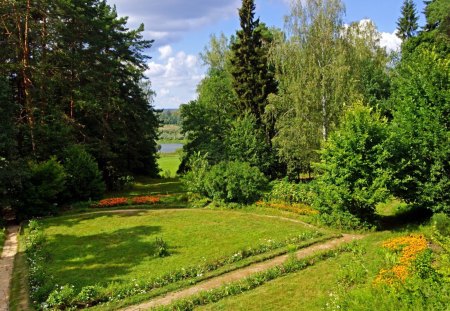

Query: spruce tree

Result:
[396,0,419,40]
[230,0,277,135]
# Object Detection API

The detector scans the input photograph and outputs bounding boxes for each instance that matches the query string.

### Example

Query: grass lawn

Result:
[158,152,181,178]
[37,209,319,290]
[197,231,412,311]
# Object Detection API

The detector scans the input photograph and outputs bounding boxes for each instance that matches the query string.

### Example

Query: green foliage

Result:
[388,48,450,213]
[182,153,211,195]
[226,114,275,176]
[25,220,54,307]
[158,109,181,125]
[19,158,66,218]
[265,179,316,205]
[396,0,419,40]
[432,213,450,237]
[314,103,390,225]
[155,237,170,258]
[230,0,277,129]
[45,285,76,310]
[203,162,268,204]
[62,145,105,201]
[0,0,160,203]
[271,0,365,176]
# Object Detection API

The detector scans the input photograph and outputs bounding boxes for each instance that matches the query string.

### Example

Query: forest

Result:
[0,0,450,310]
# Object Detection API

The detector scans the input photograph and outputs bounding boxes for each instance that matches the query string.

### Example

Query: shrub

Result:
[265,179,316,205]
[203,161,268,204]
[314,103,390,226]
[432,213,450,237]
[182,152,210,195]
[155,237,170,257]
[19,157,66,218]
[62,145,105,201]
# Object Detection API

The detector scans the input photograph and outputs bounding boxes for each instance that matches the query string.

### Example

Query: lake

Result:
[159,143,183,153]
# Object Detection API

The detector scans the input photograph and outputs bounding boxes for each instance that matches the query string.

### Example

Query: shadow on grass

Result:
[45,210,150,228]
[107,177,185,198]
[376,206,433,232]
[43,225,178,287]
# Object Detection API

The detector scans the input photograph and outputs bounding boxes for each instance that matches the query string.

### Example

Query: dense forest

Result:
[181,0,450,228]
[0,0,159,218]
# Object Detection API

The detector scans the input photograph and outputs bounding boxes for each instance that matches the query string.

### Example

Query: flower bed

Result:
[131,196,160,205]
[256,201,319,215]
[92,196,160,208]
[374,234,428,284]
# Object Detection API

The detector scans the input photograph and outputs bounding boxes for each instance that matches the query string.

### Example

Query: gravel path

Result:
[0,226,19,311]
[121,234,363,311]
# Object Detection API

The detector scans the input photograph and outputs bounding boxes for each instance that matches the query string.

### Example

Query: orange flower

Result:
[257,201,319,215]
[131,196,160,205]
[95,197,128,208]
[374,234,428,285]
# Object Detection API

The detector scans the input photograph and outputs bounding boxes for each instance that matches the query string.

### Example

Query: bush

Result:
[203,161,268,204]
[265,179,316,205]
[62,145,105,201]
[182,152,210,196]
[19,157,66,218]
[432,213,450,237]
[314,103,390,226]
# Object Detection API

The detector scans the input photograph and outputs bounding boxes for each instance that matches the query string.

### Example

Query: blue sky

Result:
[107,0,425,109]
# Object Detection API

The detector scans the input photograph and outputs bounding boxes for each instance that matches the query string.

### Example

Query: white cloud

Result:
[158,45,173,60]
[107,0,240,47]
[380,31,402,52]
[146,50,206,109]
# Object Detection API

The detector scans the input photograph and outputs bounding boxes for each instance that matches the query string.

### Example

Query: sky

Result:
[106,0,426,109]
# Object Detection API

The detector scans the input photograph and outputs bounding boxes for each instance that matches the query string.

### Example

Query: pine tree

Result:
[230,0,277,136]
[396,0,419,40]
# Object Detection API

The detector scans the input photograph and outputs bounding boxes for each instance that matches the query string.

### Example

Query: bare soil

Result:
[0,226,19,311]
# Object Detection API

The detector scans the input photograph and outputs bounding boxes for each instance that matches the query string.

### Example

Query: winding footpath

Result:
[0,225,19,311]
[121,233,363,311]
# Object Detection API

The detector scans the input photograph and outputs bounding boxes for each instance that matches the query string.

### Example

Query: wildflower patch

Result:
[374,234,428,285]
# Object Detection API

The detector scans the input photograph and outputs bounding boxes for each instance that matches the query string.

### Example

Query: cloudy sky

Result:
[107,0,425,109]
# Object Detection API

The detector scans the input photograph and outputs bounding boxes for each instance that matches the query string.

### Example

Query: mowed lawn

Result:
[38,209,316,289]
[158,152,181,177]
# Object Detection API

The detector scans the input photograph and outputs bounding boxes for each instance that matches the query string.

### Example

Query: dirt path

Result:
[0,225,19,311]
[121,234,363,311]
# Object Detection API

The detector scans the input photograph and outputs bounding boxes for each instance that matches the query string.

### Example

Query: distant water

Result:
[160,143,183,153]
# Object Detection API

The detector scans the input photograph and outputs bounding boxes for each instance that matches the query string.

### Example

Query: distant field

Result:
[37,209,318,289]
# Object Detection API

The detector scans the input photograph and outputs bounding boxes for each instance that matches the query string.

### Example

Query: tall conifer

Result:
[396,0,419,40]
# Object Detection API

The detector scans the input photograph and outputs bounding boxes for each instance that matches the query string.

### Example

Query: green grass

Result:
[0,227,5,253]
[36,209,317,290]
[158,153,181,178]
[105,177,184,199]
[197,231,410,311]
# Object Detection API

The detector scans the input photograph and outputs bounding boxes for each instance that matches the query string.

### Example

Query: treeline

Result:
[0,0,159,218]
[181,0,450,227]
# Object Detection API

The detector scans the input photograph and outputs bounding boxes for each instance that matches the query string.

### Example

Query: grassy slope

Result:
[198,231,408,311]
[157,153,181,178]
[38,209,317,289]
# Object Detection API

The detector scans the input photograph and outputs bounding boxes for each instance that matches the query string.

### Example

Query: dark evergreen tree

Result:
[396,0,419,40]
[230,0,277,139]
